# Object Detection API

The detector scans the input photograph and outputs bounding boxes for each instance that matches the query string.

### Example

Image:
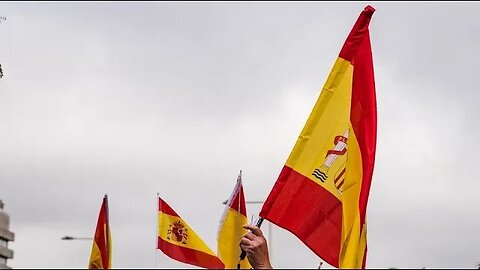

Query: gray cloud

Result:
[0,2,479,269]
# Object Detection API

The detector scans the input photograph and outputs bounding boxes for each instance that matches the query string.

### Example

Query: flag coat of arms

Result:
[217,171,252,269]
[157,197,225,269]
[89,195,112,269]
[259,6,377,269]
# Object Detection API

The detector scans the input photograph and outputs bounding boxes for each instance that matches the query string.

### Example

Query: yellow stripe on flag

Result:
[218,208,251,269]
[158,212,217,256]
[285,58,353,200]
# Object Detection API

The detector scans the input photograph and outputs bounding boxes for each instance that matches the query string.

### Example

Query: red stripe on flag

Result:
[158,198,180,217]
[260,166,343,267]
[228,184,247,216]
[338,5,375,63]
[350,22,377,227]
[343,6,376,267]
[93,198,109,268]
[157,237,225,269]
[349,31,376,268]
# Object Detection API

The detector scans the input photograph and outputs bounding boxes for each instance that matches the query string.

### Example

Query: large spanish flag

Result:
[88,195,112,269]
[157,197,225,269]
[217,171,252,269]
[259,6,377,269]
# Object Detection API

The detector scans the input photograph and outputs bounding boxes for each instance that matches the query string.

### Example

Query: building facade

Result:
[0,200,14,269]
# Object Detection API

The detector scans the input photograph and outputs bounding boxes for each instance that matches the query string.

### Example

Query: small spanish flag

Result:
[217,171,251,269]
[260,5,377,269]
[88,195,112,269]
[157,196,225,269]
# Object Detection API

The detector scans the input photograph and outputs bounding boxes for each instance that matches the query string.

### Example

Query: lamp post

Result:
[61,236,93,240]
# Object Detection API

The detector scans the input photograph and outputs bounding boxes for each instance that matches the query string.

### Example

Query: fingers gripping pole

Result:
[237,217,265,270]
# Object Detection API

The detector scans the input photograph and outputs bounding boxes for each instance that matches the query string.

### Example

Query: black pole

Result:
[237,217,265,270]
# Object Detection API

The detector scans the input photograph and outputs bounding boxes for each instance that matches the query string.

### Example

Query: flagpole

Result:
[268,219,272,264]
[238,217,264,269]
[154,192,159,269]
[238,170,242,223]
[104,193,110,269]
[236,169,266,270]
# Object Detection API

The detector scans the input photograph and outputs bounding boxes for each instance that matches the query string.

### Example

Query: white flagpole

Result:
[238,170,242,218]
[154,192,159,269]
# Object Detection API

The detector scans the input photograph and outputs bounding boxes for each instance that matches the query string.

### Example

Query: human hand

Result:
[239,224,272,269]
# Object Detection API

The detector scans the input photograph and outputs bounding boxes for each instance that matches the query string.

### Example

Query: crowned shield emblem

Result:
[167,220,188,244]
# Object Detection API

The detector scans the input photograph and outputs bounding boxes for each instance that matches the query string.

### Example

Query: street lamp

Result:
[61,235,93,240]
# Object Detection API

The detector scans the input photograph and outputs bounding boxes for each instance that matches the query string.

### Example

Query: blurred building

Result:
[0,200,14,269]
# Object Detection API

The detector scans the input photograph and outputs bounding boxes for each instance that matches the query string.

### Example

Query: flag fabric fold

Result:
[259,5,377,269]
[217,171,252,269]
[157,196,225,269]
[89,195,112,269]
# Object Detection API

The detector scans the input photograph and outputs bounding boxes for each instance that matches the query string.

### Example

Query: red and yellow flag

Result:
[157,197,225,269]
[259,6,377,269]
[217,171,252,269]
[89,195,112,269]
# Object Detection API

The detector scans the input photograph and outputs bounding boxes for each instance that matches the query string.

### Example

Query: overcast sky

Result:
[1,1,479,269]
